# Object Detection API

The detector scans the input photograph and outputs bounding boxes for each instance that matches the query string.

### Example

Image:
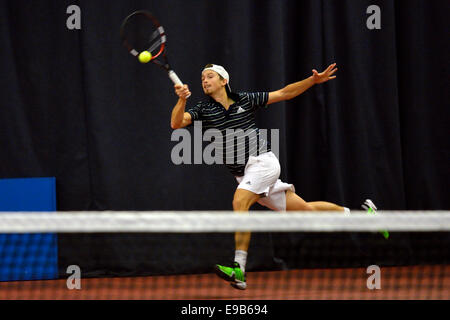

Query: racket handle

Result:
[169,70,191,98]
[168,70,183,86]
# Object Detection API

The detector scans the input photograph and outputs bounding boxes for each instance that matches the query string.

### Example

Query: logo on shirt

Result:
[245,181,251,185]
[236,107,245,114]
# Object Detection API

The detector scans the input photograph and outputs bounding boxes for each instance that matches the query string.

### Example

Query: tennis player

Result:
[170,64,387,290]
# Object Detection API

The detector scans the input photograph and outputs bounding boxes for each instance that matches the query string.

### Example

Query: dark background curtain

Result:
[0,0,448,277]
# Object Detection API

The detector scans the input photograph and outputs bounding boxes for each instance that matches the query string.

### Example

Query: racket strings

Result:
[121,11,172,72]
[123,15,162,54]
[148,35,163,55]
[149,29,161,42]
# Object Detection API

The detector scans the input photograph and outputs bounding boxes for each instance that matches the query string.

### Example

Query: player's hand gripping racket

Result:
[120,10,190,97]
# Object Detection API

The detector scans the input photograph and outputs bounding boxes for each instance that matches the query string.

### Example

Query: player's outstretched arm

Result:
[267,63,338,105]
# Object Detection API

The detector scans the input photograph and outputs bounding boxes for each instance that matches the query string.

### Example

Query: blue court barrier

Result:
[0,177,58,281]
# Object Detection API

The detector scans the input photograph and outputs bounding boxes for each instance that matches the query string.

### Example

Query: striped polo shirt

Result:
[186,92,271,176]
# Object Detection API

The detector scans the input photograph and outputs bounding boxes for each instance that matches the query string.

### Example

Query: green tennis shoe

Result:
[214,262,247,290]
[362,199,389,239]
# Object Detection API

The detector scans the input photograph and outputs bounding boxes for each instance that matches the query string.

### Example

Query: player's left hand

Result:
[312,63,338,84]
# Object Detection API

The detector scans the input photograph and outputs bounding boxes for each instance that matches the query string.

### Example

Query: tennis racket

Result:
[120,10,189,96]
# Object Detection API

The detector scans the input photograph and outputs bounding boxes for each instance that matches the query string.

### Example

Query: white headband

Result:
[203,64,231,92]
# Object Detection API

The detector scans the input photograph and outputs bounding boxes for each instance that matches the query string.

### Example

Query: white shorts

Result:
[235,152,295,211]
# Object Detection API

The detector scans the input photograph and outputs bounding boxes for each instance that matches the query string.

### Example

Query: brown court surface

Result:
[0,265,448,300]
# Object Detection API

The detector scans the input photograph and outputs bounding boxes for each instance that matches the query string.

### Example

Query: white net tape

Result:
[0,211,449,233]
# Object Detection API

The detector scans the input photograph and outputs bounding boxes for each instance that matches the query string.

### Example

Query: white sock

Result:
[234,250,248,273]
[344,207,351,215]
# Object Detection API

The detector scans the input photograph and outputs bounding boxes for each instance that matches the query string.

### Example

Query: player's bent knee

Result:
[232,198,243,211]
[232,190,259,211]
[233,197,252,211]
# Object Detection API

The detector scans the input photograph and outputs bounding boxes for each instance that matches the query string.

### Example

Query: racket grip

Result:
[169,70,191,98]
[168,70,183,86]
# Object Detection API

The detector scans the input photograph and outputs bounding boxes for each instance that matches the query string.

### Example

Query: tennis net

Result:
[0,211,448,300]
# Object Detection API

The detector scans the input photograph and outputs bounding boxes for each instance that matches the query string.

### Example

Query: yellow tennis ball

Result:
[138,51,152,63]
